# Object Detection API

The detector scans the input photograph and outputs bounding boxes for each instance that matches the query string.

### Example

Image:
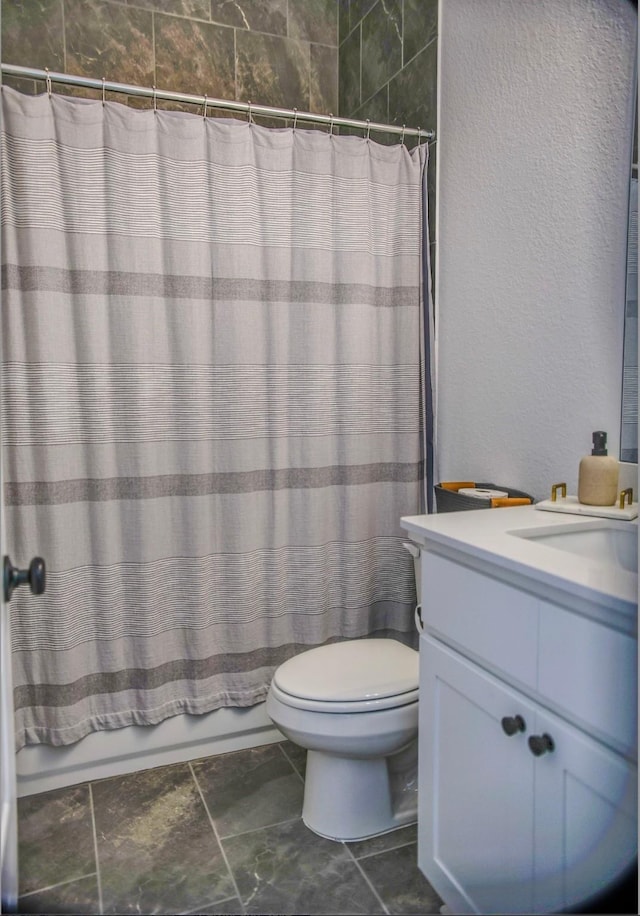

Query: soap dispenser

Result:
[577,430,619,506]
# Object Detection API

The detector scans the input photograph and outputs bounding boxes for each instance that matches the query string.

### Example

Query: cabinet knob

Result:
[528,733,555,756]
[501,715,526,736]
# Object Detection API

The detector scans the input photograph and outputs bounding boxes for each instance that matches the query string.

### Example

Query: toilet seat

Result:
[271,638,419,714]
[269,679,419,714]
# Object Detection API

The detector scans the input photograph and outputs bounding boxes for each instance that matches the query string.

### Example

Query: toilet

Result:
[266,543,422,843]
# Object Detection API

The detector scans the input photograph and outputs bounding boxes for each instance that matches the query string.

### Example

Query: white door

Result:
[0,448,18,911]
[0,454,46,910]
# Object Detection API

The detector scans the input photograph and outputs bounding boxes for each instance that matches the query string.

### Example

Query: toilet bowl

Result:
[265,637,420,842]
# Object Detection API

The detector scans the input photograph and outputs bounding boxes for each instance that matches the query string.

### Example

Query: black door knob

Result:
[528,733,555,756]
[501,715,526,736]
[4,555,46,602]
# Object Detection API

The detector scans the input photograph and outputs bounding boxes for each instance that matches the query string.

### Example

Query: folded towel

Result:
[491,497,532,508]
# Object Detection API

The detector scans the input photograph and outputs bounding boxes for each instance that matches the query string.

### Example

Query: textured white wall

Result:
[436,0,637,502]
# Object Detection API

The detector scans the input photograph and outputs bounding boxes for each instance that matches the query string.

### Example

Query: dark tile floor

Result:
[16,740,443,915]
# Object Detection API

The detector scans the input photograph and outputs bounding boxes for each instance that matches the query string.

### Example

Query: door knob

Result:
[528,733,555,756]
[3,555,46,602]
[501,714,526,736]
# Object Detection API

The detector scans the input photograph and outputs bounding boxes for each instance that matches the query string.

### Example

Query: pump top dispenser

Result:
[577,430,619,506]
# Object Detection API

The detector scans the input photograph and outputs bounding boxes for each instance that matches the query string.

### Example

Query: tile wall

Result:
[1,0,338,119]
[1,0,437,299]
[338,0,436,135]
[338,0,438,262]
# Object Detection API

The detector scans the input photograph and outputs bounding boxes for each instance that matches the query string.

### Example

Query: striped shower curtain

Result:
[1,85,428,750]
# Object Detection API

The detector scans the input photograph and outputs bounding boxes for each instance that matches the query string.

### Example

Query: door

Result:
[0,456,47,910]
[532,705,638,914]
[0,447,17,911]
[419,635,537,915]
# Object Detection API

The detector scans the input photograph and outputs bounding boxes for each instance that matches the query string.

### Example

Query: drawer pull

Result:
[501,715,526,736]
[528,733,555,756]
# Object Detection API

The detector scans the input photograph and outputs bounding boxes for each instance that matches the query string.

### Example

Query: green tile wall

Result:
[338,0,437,250]
[1,0,338,120]
[338,0,436,130]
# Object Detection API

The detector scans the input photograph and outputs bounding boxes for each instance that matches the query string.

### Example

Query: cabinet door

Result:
[532,706,637,914]
[419,635,537,915]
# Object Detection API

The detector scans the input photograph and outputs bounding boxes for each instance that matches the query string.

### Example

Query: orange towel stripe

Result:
[490,497,532,508]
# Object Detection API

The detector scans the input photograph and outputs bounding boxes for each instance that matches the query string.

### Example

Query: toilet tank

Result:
[402,542,422,623]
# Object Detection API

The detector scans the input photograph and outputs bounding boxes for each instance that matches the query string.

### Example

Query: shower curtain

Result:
[1,85,429,750]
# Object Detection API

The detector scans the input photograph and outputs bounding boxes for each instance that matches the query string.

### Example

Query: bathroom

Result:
[0,0,637,913]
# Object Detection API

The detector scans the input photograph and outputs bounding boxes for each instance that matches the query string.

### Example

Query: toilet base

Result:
[302,743,418,842]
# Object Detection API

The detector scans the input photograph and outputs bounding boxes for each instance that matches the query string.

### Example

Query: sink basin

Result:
[510,521,638,574]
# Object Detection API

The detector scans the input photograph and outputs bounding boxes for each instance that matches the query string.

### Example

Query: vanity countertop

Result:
[401,505,638,618]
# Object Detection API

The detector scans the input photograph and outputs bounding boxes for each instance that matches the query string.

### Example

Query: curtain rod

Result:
[0,63,435,142]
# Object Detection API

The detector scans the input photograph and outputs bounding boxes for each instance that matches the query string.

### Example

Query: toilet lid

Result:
[273,638,419,702]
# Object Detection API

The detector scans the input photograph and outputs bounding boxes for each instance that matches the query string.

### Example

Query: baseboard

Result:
[16,702,283,797]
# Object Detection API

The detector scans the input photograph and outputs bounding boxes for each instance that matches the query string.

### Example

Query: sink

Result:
[510,521,638,574]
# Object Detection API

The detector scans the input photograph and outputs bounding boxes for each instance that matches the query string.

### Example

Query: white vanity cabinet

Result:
[401,508,638,916]
[420,636,539,914]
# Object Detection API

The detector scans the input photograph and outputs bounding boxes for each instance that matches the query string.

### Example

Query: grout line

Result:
[88,783,104,915]
[233,25,238,101]
[217,812,302,841]
[358,21,362,110]
[357,32,437,120]
[60,0,67,71]
[18,871,99,900]
[354,835,418,860]
[277,742,306,785]
[343,843,390,915]
[306,39,311,113]
[179,894,243,916]
[151,11,156,90]
[400,33,438,75]
[188,761,245,912]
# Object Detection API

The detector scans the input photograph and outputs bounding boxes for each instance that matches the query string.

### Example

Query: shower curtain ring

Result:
[329,113,334,136]
[102,77,106,106]
[202,94,208,120]
[247,100,253,124]
[366,119,371,141]
[400,124,406,145]
[45,67,52,97]
[152,85,157,112]
[292,108,298,130]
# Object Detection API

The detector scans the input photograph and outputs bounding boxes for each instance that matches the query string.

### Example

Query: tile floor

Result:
[16,740,444,915]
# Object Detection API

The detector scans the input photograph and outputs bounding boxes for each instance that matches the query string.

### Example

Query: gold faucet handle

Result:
[619,487,634,509]
[551,482,567,502]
